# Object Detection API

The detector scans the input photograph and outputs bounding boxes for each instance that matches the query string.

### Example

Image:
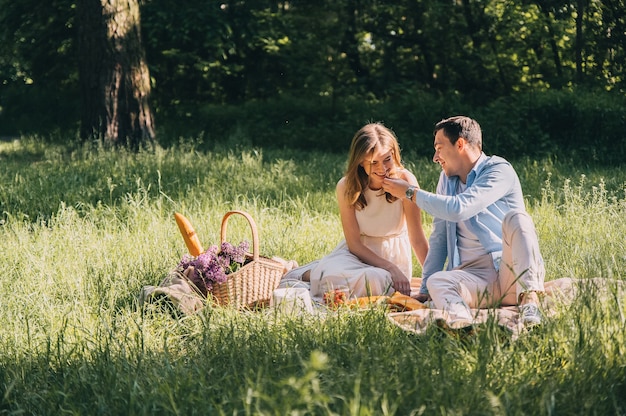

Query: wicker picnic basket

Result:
[211,210,283,309]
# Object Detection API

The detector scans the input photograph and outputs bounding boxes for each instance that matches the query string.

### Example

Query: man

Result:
[382,116,544,327]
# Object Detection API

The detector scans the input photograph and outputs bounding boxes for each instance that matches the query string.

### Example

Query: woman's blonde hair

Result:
[344,123,404,210]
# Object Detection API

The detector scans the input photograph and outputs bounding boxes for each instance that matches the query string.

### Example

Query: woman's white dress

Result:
[305,187,412,299]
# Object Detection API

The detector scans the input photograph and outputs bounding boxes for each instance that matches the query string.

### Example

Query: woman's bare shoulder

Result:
[336,176,348,189]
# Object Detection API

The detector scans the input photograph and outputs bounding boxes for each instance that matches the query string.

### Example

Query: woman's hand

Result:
[389,265,411,296]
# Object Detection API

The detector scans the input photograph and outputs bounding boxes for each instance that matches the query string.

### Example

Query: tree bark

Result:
[78,0,155,150]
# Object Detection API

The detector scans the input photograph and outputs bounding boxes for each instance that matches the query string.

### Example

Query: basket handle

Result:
[220,210,260,261]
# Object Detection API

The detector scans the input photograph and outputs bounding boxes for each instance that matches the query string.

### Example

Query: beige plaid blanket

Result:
[389,277,622,340]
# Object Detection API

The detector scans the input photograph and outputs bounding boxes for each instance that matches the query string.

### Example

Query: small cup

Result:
[271,287,314,314]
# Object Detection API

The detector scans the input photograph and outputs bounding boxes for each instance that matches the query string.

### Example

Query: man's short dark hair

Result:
[434,116,482,150]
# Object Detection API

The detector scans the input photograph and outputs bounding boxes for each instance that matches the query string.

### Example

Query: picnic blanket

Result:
[142,257,622,342]
[388,277,622,340]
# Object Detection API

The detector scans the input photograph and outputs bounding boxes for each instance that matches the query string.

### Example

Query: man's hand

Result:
[382,177,412,200]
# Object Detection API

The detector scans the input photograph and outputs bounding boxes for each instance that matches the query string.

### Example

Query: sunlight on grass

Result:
[1,138,625,414]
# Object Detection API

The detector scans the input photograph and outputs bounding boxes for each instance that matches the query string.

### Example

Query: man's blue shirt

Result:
[415,153,526,294]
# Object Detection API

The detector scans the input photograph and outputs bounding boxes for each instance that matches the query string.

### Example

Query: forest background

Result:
[2,1,626,413]
[1,0,625,164]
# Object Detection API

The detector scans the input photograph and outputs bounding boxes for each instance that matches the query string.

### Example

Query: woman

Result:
[283,122,428,299]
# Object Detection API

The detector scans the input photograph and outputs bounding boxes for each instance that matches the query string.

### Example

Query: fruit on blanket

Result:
[174,212,204,256]
[323,288,348,307]
[346,296,388,308]
[347,292,427,311]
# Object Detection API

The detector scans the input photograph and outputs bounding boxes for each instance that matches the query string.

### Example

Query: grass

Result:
[1,137,625,414]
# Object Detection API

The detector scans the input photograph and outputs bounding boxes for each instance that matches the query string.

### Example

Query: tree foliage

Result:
[0,0,624,157]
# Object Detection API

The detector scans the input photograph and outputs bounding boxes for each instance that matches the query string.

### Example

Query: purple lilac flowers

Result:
[178,240,250,296]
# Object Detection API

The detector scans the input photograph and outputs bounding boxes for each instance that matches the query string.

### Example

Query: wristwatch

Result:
[405,186,417,201]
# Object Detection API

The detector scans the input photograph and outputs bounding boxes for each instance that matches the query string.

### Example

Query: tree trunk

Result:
[78,0,155,150]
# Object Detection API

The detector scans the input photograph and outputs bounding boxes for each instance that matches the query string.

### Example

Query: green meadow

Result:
[1,137,625,414]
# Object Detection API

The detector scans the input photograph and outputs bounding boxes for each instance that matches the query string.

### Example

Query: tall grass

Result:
[1,137,625,414]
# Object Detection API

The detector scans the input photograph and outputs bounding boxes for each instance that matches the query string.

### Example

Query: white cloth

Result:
[308,188,412,299]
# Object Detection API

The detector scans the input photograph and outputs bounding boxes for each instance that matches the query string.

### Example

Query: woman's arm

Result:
[336,178,411,295]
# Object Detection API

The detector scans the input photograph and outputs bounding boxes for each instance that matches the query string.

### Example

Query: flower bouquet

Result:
[178,241,250,298]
